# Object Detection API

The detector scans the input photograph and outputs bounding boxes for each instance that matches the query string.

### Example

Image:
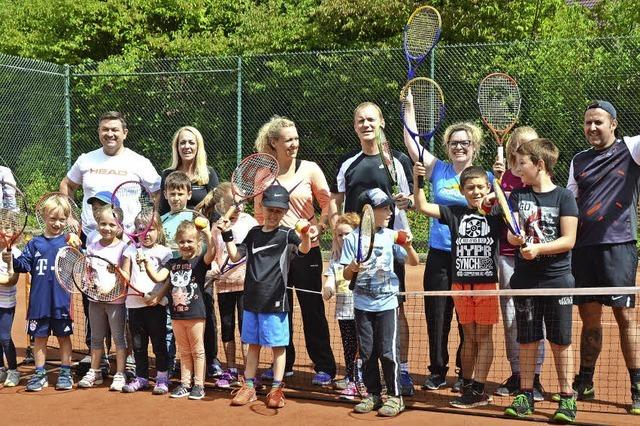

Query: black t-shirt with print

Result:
[237,226,301,313]
[438,205,500,284]
[509,186,579,284]
[165,254,209,320]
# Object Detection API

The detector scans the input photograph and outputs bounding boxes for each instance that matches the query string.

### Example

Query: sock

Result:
[35,366,46,374]
[272,380,282,389]
[560,392,574,399]
[462,378,473,388]
[578,366,595,381]
[60,365,71,371]
[400,362,409,373]
[471,380,485,393]
[629,368,640,385]
[245,377,255,388]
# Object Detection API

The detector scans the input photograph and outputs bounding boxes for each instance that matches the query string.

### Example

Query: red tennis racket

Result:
[224,153,279,220]
[0,181,28,251]
[72,253,130,302]
[54,246,83,294]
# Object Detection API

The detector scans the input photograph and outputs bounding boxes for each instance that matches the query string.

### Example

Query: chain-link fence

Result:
[2,37,640,249]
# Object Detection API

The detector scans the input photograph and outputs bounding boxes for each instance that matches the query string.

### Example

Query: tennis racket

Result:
[357,204,375,263]
[400,77,446,187]
[493,180,526,247]
[214,255,246,280]
[375,127,399,194]
[72,253,129,302]
[224,153,279,220]
[35,192,82,238]
[0,181,28,251]
[477,73,521,164]
[54,246,83,294]
[112,181,156,271]
[403,5,442,79]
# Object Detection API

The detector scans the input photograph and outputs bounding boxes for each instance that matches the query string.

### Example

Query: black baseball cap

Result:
[356,188,394,213]
[586,100,617,119]
[262,185,289,210]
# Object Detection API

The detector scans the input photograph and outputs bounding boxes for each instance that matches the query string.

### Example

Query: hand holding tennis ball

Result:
[66,233,82,249]
[295,220,310,234]
[394,230,409,245]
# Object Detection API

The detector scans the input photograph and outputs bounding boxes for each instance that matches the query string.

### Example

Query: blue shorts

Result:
[241,311,289,347]
[27,318,73,338]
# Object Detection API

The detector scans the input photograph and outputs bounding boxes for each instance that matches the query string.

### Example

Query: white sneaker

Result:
[4,369,20,387]
[110,372,126,392]
[78,369,103,388]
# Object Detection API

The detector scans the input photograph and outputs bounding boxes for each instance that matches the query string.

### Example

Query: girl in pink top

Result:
[253,116,337,384]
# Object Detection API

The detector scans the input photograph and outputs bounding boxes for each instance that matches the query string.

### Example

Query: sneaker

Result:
[26,369,48,392]
[450,386,492,408]
[231,383,257,406]
[153,373,169,395]
[505,392,534,418]
[553,396,577,423]
[170,384,190,398]
[354,394,383,413]
[56,367,74,390]
[571,374,595,400]
[266,385,286,408]
[110,372,126,392]
[0,368,7,383]
[495,373,520,397]
[452,371,464,393]
[23,347,35,365]
[312,371,333,386]
[189,384,205,400]
[422,373,446,390]
[3,369,20,387]
[79,354,92,364]
[630,383,640,415]
[78,369,103,388]
[334,377,350,391]
[400,371,415,397]
[207,359,224,378]
[533,374,545,402]
[122,377,149,393]
[378,396,405,417]
[216,369,238,389]
[261,368,293,381]
[338,381,358,400]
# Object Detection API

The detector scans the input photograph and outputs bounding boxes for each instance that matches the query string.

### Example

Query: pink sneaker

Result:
[216,369,238,389]
[338,381,358,400]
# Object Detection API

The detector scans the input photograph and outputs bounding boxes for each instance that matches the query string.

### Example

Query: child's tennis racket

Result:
[357,204,375,263]
[112,181,156,271]
[35,192,82,238]
[0,181,28,251]
[54,246,83,294]
[72,253,130,302]
[493,180,526,247]
[400,77,446,187]
[214,255,246,281]
[403,5,442,79]
[375,127,399,195]
[224,153,279,220]
[478,73,521,164]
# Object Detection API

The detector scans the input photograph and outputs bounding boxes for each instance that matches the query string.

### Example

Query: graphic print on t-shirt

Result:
[519,200,559,244]
[455,213,495,277]
[170,264,197,312]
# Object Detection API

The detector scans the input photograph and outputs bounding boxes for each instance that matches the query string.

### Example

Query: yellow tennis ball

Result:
[194,216,209,230]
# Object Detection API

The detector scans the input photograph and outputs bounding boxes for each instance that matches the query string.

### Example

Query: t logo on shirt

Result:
[35,258,48,276]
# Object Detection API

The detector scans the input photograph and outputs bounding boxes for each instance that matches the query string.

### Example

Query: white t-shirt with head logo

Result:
[67,147,161,234]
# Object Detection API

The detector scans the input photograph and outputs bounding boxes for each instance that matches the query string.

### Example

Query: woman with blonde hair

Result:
[253,115,337,386]
[158,126,220,216]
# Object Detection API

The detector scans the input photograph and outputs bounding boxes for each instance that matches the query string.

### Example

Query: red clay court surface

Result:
[3,265,639,425]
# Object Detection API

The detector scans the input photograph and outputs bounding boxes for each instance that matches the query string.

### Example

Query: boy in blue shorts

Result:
[12,195,75,391]
[505,138,579,422]
[217,185,311,409]
[342,188,419,417]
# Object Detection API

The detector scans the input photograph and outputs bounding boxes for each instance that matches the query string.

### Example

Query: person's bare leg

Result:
[551,343,573,394]
[519,342,539,390]
[474,324,494,384]
[578,302,603,369]
[613,307,640,369]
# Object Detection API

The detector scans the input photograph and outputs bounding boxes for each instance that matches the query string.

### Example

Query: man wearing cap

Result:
[567,100,640,414]
[59,111,160,237]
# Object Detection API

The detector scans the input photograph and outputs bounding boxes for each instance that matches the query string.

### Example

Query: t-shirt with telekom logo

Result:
[66,147,160,235]
[236,226,301,313]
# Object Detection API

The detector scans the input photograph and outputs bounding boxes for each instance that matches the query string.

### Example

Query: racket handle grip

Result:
[497,146,504,164]
[417,175,424,188]
[223,205,238,221]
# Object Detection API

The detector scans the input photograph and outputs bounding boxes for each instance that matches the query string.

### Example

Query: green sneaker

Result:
[354,394,382,414]
[505,392,534,418]
[378,396,404,417]
[572,374,595,400]
[553,396,577,423]
[631,383,640,415]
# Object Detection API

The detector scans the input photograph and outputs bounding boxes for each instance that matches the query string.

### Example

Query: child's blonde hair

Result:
[331,213,360,261]
[40,195,71,218]
[506,126,538,168]
[196,181,234,218]
[135,211,166,246]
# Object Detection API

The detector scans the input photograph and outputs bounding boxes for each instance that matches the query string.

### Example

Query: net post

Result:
[429,45,436,153]
[64,64,72,171]
[235,56,243,167]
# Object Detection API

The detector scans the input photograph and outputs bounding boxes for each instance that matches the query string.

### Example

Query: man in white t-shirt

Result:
[59,111,161,236]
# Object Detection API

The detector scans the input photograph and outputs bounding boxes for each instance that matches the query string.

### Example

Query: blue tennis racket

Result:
[403,6,442,79]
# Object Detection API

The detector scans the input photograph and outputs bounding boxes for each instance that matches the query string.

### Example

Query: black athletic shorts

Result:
[572,243,636,308]
[511,274,574,346]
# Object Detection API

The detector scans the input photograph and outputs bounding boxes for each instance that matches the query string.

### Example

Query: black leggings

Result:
[128,305,168,378]
[338,319,357,380]
[423,248,463,376]
[218,291,244,343]
[203,292,218,366]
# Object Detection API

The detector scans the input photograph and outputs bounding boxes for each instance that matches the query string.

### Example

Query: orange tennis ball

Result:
[394,230,408,245]
[194,217,209,230]
[295,221,310,233]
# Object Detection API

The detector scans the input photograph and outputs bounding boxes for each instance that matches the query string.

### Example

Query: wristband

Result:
[221,230,234,242]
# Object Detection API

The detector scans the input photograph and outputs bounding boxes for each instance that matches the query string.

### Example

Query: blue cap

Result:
[262,185,289,210]
[357,188,393,213]
[87,191,120,208]
[586,100,617,119]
